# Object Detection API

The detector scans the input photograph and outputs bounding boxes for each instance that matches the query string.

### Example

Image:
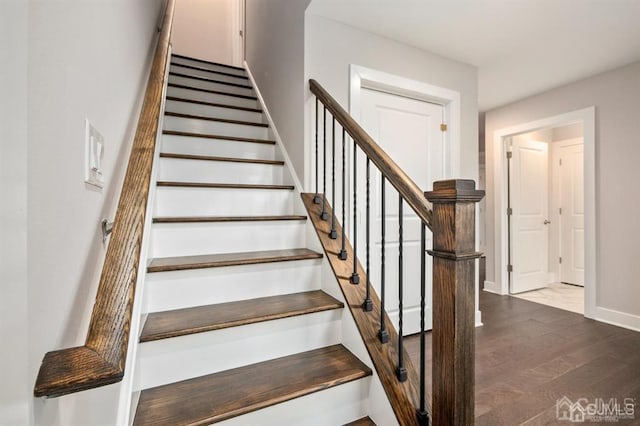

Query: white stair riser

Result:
[157,157,283,185]
[170,64,250,85]
[217,379,370,426]
[135,310,342,390]
[168,74,254,97]
[144,259,323,312]
[163,115,270,140]
[171,56,247,77]
[151,221,307,258]
[155,187,295,216]
[162,134,275,160]
[164,99,264,124]
[167,86,258,109]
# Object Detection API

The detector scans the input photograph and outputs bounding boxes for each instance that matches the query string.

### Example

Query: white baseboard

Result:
[591,306,640,332]
[475,310,483,327]
[483,280,503,295]
[243,61,304,193]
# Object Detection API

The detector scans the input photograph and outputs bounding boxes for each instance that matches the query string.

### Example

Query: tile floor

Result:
[511,282,584,314]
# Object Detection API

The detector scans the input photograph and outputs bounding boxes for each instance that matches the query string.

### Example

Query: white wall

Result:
[304,14,479,186]
[244,0,312,182]
[0,0,29,424]
[485,61,640,323]
[25,0,164,424]
[304,14,480,325]
[171,0,239,66]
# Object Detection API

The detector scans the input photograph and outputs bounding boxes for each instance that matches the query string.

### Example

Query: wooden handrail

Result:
[309,79,433,229]
[310,78,482,424]
[34,0,176,398]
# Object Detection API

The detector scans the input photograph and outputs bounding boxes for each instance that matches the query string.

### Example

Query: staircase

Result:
[131,54,378,425]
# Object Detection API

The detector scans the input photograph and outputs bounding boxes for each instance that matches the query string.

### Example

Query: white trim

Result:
[230,0,244,67]
[348,65,461,178]
[119,43,173,425]
[483,281,501,294]
[591,307,640,333]
[491,107,597,320]
[347,64,482,327]
[244,61,304,193]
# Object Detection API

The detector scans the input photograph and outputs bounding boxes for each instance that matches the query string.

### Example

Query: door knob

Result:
[544,220,551,225]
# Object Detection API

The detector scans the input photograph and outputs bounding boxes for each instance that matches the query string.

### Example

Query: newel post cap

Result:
[424,179,485,203]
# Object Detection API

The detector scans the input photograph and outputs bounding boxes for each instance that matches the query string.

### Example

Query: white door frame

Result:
[491,107,596,318]
[231,0,244,67]
[347,65,485,326]
[348,65,461,179]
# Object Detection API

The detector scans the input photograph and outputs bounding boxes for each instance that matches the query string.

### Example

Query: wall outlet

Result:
[85,119,105,188]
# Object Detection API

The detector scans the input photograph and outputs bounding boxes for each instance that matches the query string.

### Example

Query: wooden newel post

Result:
[424,179,484,425]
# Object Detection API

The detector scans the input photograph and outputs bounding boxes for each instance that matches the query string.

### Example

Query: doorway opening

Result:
[491,107,596,318]
[507,124,585,314]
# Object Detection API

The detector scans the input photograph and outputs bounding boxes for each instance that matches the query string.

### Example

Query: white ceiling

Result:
[307,0,640,111]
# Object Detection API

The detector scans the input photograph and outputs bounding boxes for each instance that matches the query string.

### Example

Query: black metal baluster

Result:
[320,107,328,220]
[330,118,337,239]
[339,128,347,260]
[363,158,372,311]
[378,177,389,343]
[397,196,407,382]
[351,141,360,284]
[313,98,320,204]
[418,222,428,423]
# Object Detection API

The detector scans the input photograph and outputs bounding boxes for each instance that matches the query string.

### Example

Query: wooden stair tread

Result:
[153,215,307,223]
[162,129,275,145]
[302,193,422,424]
[164,111,268,127]
[140,290,343,342]
[133,344,371,425]
[168,83,257,100]
[156,181,294,190]
[159,152,283,165]
[147,248,323,273]
[165,96,261,112]
[172,53,246,71]
[170,62,250,80]
[169,71,253,89]
[344,417,377,426]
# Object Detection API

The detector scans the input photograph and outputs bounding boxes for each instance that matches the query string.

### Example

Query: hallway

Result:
[406,291,640,424]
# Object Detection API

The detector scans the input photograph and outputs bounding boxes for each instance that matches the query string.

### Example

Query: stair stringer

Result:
[301,194,423,426]
[116,46,173,425]
[243,61,304,194]
[244,62,398,426]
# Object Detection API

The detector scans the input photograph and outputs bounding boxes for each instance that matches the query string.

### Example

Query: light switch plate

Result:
[85,119,105,188]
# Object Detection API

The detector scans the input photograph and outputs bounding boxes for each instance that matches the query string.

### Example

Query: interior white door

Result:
[233,0,244,67]
[510,138,550,293]
[559,140,585,286]
[359,88,445,335]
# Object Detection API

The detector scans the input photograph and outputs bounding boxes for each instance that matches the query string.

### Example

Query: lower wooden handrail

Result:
[34,0,176,398]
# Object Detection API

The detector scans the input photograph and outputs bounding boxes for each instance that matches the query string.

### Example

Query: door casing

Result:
[490,107,596,319]
[346,65,482,327]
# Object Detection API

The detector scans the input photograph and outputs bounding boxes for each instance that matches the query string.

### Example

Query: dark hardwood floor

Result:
[406,291,640,425]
